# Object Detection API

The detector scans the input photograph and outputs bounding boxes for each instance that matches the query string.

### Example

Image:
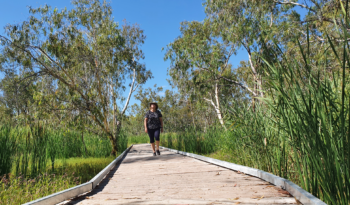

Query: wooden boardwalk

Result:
[68,144,298,205]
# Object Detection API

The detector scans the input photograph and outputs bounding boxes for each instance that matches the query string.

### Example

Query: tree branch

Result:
[121,68,136,115]
[274,1,317,13]
[203,97,217,109]
[197,66,258,97]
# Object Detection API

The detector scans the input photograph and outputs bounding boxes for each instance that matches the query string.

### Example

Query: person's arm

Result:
[144,118,148,133]
[159,117,164,133]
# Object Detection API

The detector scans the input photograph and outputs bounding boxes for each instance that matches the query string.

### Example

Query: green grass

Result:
[0,157,114,205]
[128,134,149,146]
[0,173,78,205]
[128,129,219,155]
[159,128,219,155]
[0,125,115,177]
[46,157,115,183]
[0,124,128,204]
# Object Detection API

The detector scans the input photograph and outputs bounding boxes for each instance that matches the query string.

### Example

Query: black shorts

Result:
[147,128,160,143]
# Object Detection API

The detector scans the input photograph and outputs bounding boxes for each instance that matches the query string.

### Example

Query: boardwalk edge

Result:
[160,146,327,205]
[23,145,133,205]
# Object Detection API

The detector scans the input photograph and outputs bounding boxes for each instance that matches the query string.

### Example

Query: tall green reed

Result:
[128,134,149,145]
[117,129,128,153]
[0,126,17,176]
[0,157,114,205]
[0,124,118,178]
[263,21,349,204]
[160,127,220,154]
[221,7,350,204]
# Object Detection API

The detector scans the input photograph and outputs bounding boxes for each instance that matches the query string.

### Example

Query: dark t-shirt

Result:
[144,110,162,129]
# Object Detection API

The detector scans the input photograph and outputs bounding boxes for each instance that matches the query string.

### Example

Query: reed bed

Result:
[128,129,219,155]
[0,125,128,177]
[213,21,350,205]
[0,157,114,205]
[128,134,149,146]
[0,124,128,204]
[0,125,112,177]
[159,128,219,155]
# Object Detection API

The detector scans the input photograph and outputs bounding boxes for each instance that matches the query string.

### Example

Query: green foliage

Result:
[0,126,17,176]
[0,0,152,154]
[0,123,127,204]
[218,12,350,204]
[159,127,220,155]
[116,129,128,154]
[0,173,78,205]
[126,86,218,135]
[127,134,149,146]
[0,124,117,177]
[127,128,220,155]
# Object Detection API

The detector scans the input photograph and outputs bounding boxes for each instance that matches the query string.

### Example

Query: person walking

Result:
[144,102,163,156]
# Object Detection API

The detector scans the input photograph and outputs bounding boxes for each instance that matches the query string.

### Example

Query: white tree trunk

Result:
[121,69,136,115]
[108,68,137,153]
[214,83,225,128]
[204,83,227,130]
[114,68,137,140]
[248,51,264,98]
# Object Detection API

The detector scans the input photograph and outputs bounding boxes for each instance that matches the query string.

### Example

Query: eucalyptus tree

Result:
[272,0,350,74]
[128,85,212,134]
[203,0,285,102]
[0,0,151,155]
[164,21,256,128]
[0,69,34,121]
[205,0,350,81]
[166,0,348,121]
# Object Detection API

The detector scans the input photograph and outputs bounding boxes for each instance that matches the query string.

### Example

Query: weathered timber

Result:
[163,146,326,205]
[68,144,304,205]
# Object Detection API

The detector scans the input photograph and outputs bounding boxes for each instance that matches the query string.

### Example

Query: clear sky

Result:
[0,0,250,109]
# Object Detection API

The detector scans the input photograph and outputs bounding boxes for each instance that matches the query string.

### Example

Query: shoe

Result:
[156,150,160,155]
[153,152,156,156]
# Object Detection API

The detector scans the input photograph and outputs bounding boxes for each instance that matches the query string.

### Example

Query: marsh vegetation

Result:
[0,124,127,204]
[1,0,350,204]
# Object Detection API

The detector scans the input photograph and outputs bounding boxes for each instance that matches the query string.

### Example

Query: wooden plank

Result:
[163,146,326,205]
[90,145,133,189]
[69,144,303,205]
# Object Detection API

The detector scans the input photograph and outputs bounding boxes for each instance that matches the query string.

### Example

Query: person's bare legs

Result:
[156,140,160,151]
[151,142,156,153]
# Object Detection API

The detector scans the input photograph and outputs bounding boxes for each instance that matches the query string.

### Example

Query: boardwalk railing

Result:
[160,146,327,205]
[23,145,133,205]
